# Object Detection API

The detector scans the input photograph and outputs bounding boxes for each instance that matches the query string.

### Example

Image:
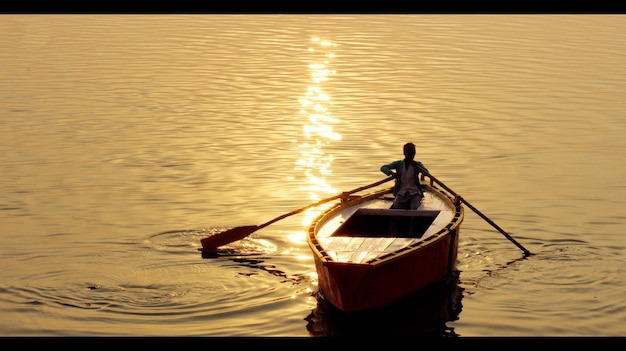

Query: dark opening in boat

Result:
[331,208,441,238]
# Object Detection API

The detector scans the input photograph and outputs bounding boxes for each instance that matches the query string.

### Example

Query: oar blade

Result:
[200,225,259,251]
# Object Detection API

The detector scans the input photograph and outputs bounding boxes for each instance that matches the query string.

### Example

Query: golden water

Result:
[0,14,625,336]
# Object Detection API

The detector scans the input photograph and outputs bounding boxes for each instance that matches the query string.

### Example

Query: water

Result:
[1,14,625,336]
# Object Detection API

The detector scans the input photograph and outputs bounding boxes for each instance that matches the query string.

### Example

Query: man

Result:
[380,142,428,210]
[380,143,429,237]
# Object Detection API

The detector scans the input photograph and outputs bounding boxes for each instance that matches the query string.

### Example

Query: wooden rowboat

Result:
[199,169,528,313]
[306,178,464,312]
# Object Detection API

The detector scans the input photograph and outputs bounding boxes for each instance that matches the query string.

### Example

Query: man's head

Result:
[403,142,416,160]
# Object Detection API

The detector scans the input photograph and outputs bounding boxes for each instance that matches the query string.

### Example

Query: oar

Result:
[417,166,532,257]
[200,176,395,252]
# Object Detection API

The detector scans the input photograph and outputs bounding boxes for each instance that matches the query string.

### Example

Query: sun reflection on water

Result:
[295,38,341,229]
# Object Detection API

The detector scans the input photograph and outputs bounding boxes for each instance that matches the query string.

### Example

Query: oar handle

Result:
[258,176,395,230]
[416,166,458,198]
[417,166,532,257]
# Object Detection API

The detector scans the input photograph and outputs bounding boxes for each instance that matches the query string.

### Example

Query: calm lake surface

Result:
[1,14,625,337]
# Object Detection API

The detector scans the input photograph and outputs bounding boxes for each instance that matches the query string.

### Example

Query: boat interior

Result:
[331,208,441,239]
[312,190,457,264]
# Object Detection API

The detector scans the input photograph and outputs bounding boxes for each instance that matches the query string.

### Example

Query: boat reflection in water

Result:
[305,269,464,337]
